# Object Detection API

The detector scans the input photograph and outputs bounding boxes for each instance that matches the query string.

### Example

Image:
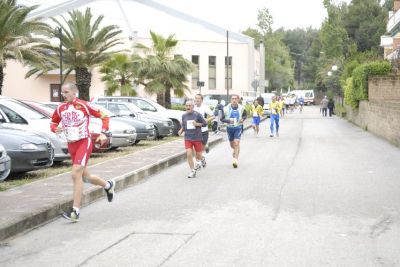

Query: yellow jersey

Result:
[251,104,263,117]
[269,101,281,115]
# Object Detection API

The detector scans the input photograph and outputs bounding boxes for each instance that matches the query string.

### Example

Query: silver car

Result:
[0,144,11,181]
[0,96,69,162]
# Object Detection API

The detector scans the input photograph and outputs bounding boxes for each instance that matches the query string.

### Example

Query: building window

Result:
[225,56,232,89]
[192,55,199,89]
[208,56,216,89]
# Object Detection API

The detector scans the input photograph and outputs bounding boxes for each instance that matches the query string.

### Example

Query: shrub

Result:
[171,104,185,111]
[350,61,391,107]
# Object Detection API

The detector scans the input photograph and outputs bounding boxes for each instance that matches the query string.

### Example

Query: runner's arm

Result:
[50,108,61,133]
[87,103,110,132]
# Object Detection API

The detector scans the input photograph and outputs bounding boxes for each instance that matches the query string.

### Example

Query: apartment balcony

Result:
[387,9,400,35]
[381,35,393,47]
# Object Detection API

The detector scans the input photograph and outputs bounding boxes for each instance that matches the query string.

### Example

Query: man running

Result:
[194,94,215,167]
[250,99,263,136]
[50,83,115,222]
[222,94,247,168]
[178,100,207,178]
[269,96,281,137]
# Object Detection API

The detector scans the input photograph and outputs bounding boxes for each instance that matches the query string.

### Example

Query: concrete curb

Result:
[0,136,223,242]
[1,119,264,241]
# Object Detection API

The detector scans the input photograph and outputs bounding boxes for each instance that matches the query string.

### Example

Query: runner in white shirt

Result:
[194,94,215,167]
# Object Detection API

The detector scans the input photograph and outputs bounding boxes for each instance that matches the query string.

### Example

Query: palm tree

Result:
[28,8,122,101]
[133,31,193,108]
[0,0,50,95]
[99,53,137,96]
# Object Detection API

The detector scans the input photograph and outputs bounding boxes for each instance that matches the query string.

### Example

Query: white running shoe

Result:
[187,169,196,178]
[195,161,202,170]
[232,159,238,168]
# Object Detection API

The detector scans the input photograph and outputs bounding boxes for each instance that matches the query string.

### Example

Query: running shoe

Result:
[187,169,196,178]
[232,159,238,168]
[269,134,273,137]
[195,161,202,171]
[201,156,207,168]
[105,179,116,202]
[62,208,79,222]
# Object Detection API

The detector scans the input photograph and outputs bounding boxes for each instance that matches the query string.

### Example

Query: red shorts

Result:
[68,138,93,166]
[184,140,203,152]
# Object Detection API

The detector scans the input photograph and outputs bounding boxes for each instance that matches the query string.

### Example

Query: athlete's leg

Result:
[83,168,107,187]
[71,164,85,208]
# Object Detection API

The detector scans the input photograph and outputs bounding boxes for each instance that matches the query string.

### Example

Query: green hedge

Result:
[348,61,391,108]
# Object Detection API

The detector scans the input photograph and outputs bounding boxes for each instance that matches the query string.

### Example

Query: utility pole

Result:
[226,30,229,101]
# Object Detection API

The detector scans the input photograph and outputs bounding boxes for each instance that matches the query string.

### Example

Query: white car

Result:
[92,96,184,135]
[0,144,11,181]
[0,96,69,162]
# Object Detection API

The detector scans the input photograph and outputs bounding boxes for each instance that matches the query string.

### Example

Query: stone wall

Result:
[345,76,400,146]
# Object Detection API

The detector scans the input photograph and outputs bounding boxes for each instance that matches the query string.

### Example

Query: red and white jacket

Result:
[50,98,109,142]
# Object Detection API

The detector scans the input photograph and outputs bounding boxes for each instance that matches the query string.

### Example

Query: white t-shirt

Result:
[194,104,214,132]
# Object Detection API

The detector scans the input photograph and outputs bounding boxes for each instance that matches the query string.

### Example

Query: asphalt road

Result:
[1,106,400,266]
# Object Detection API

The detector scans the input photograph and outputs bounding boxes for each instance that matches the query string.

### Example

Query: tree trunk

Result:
[164,87,171,109]
[156,92,165,107]
[75,67,91,101]
[0,65,4,95]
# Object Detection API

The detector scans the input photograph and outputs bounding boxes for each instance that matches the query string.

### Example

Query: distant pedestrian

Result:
[279,96,285,117]
[328,98,335,117]
[298,96,304,112]
[194,94,215,167]
[222,94,247,168]
[178,100,207,178]
[269,96,281,137]
[50,83,115,222]
[320,96,329,117]
[251,99,264,136]
[212,99,225,134]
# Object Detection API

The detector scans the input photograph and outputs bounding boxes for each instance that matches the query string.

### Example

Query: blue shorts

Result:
[252,116,260,125]
[227,126,242,142]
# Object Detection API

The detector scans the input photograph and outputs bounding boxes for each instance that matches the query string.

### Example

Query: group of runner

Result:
[51,83,287,221]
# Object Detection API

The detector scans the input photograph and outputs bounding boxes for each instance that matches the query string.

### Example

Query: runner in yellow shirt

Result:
[251,99,264,136]
[269,96,281,137]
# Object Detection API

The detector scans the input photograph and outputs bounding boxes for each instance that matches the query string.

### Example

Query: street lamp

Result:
[55,27,63,88]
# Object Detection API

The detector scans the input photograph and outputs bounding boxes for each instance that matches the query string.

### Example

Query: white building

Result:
[3,0,265,102]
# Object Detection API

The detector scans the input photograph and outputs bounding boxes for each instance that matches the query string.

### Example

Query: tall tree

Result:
[243,8,294,92]
[133,31,193,108]
[100,53,137,96]
[28,8,122,100]
[343,0,388,53]
[0,0,49,95]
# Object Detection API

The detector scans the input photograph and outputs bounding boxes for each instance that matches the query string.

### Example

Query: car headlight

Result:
[123,129,135,134]
[21,143,39,150]
[145,124,154,130]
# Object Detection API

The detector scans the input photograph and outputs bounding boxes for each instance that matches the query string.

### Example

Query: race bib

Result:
[64,125,85,142]
[186,120,195,130]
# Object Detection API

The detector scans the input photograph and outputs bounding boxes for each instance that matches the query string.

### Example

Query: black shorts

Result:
[201,131,209,145]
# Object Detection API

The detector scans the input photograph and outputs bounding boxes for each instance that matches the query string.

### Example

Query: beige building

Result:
[3,0,264,102]
[381,0,400,59]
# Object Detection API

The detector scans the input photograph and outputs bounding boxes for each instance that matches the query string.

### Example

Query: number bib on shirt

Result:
[64,124,85,142]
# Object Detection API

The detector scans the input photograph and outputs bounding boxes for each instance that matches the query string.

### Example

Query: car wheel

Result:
[134,140,140,145]
[172,120,181,136]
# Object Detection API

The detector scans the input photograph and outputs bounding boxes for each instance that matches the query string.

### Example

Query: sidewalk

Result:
[0,120,259,241]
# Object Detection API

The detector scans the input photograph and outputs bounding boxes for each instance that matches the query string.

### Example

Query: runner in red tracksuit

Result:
[50,83,115,222]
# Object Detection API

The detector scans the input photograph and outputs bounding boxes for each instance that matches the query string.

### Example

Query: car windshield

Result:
[1,99,47,119]
[263,97,273,104]
[125,103,144,113]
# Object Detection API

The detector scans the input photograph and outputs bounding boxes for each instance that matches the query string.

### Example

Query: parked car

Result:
[0,96,69,162]
[0,144,11,181]
[41,101,137,149]
[93,101,173,138]
[22,100,112,153]
[92,96,184,135]
[0,127,54,173]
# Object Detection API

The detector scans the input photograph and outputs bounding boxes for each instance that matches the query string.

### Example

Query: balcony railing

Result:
[387,9,400,34]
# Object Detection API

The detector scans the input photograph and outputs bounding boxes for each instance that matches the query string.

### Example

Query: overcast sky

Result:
[20,0,351,30]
